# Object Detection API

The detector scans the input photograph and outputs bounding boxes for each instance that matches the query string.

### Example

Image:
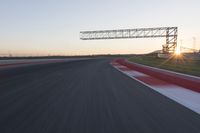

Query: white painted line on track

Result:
[153,85,200,115]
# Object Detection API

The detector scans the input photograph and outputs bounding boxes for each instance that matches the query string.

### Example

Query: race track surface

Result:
[0,58,200,133]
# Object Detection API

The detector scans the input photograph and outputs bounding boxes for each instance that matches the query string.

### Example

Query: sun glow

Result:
[175,47,181,55]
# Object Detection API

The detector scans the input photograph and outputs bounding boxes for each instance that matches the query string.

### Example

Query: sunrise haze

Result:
[0,0,200,56]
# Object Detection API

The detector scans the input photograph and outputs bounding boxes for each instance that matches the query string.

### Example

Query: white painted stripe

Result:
[110,63,119,66]
[115,65,129,69]
[153,85,200,115]
[123,70,148,77]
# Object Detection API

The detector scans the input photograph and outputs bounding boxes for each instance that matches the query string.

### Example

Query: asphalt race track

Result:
[0,58,200,133]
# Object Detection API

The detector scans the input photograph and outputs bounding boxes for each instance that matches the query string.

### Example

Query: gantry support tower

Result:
[80,27,178,53]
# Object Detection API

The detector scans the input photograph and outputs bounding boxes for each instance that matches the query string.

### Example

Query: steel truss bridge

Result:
[80,27,178,53]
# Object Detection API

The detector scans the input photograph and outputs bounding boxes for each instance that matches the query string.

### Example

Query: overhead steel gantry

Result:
[80,27,178,53]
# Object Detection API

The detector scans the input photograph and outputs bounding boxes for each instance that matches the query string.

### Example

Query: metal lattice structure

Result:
[80,27,178,53]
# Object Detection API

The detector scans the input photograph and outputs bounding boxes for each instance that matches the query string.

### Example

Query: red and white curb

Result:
[111,62,200,115]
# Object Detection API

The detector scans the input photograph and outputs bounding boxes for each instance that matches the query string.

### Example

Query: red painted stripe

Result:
[0,62,35,67]
[0,60,64,68]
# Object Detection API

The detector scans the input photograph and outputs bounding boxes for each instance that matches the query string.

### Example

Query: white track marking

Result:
[152,85,200,115]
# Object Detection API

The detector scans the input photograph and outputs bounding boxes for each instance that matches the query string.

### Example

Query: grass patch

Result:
[128,55,200,77]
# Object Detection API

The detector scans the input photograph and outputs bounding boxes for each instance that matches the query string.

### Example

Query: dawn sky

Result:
[0,0,200,56]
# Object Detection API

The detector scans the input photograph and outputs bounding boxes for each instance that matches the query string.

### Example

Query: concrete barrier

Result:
[115,58,200,93]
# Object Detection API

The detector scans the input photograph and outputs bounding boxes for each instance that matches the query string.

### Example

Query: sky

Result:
[0,0,200,56]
